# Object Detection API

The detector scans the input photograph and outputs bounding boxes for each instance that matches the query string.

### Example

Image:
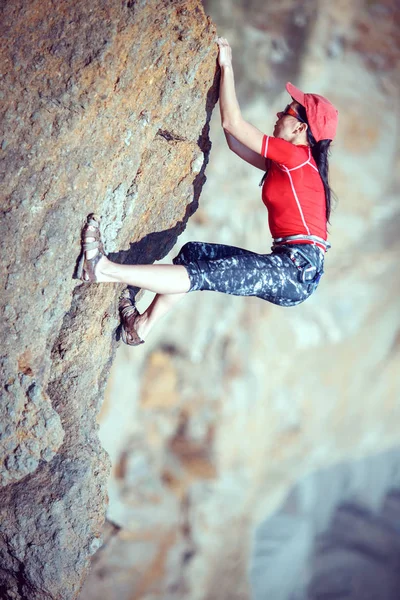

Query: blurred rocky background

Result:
[80,0,400,599]
[1,0,399,598]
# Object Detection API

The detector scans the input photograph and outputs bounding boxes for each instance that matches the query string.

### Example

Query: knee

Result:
[173,242,195,265]
[180,241,196,255]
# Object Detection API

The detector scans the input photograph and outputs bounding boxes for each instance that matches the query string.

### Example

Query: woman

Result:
[76,38,338,346]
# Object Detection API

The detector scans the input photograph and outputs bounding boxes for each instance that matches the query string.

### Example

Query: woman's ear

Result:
[295,122,308,136]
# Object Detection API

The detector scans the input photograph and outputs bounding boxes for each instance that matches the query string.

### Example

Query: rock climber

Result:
[76,37,338,346]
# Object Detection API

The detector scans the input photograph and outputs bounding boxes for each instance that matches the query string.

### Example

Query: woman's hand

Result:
[217,37,232,68]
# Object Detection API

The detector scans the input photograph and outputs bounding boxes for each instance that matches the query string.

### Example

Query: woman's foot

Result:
[77,214,114,282]
[119,291,146,346]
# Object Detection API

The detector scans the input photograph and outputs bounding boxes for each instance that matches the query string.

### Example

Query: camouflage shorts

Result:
[173,241,324,307]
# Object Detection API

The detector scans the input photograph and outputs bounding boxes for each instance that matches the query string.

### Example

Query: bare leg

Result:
[134,291,187,340]
[98,258,191,294]
[82,222,192,342]
[83,224,191,294]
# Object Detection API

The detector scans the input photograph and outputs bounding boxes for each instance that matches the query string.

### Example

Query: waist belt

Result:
[273,234,331,252]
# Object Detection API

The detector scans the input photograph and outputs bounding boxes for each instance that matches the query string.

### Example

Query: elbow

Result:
[222,115,242,136]
[222,120,238,136]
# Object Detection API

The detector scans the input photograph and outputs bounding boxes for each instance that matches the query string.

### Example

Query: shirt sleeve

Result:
[261,135,308,169]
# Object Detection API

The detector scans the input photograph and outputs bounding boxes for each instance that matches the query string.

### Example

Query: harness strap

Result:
[273,234,331,252]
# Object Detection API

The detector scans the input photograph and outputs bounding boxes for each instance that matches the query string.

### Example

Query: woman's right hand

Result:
[217,37,233,68]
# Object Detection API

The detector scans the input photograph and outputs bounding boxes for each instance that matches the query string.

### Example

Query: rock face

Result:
[0,1,218,598]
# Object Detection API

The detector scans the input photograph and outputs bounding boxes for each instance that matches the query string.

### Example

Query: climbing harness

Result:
[287,247,320,283]
[273,234,331,252]
[272,238,326,285]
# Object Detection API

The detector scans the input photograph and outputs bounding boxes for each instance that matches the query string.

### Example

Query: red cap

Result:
[286,82,338,142]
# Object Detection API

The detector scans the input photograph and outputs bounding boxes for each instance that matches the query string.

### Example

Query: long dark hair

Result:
[297,104,335,222]
[259,105,336,223]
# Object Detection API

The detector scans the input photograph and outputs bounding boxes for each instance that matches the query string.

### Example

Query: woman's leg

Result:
[118,240,250,342]
[117,241,254,341]
[134,291,187,340]
[83,223,191,293]
[98,258,191,294]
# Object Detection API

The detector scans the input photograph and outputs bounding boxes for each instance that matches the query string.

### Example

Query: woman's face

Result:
[273,101,305,141]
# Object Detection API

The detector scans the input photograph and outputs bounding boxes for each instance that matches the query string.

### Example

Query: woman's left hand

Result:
[217,37,233,68]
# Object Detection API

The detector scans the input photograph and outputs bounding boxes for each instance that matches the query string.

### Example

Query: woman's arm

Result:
[217,38,266,161]
[224,131,268,171]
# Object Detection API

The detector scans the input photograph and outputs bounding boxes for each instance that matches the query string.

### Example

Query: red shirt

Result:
[261,135,327,250]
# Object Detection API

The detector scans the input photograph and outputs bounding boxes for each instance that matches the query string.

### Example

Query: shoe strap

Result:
[120,304,138,319]
[83,240,101,251]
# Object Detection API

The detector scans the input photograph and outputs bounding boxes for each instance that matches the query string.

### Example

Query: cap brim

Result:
[286,82,305,106]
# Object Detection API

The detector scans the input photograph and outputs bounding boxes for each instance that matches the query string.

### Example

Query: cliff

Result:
[0,1,219,598]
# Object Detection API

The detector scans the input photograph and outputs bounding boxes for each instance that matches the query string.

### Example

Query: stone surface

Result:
[0,0,218,598]
[79,0,400,599]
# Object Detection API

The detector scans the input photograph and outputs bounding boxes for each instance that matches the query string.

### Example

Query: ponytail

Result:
[297,104,336,223]
[310,139,333,222]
